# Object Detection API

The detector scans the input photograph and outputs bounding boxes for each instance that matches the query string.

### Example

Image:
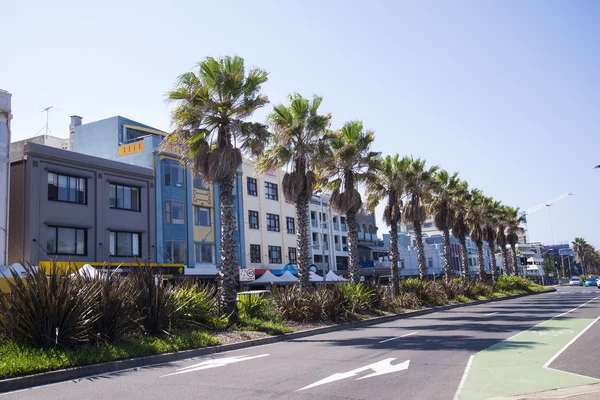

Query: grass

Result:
[0,331,219,379]
[236,315,294,335]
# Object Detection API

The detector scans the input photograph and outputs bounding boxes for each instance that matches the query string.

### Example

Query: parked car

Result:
[584,278,597,287]
[569,277,583,286]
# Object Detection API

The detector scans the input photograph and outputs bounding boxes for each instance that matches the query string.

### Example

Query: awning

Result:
[249,271,282,285]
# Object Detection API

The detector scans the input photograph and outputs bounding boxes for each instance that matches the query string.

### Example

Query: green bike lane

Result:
[457,293,600,400]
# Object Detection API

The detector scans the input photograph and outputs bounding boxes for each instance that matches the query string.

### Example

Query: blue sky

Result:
[3,0,599,247]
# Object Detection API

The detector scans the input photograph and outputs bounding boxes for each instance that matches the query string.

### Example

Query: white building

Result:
[241,160,378,274]
[10,134,69,162]
[0,90,12,265]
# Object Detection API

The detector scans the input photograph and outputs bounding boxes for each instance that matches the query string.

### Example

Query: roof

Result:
[23,142,154,178]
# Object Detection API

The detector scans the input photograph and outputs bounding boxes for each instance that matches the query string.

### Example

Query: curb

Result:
[0,289,553,393]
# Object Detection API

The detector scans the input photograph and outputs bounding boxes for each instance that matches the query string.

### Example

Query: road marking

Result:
[504,295,600,341]
[543,316,600,369]
[160,354,269,378]
[378,331,418,343]
[484,312,499,316]
[453,354,474,400]
[297,358,410,391]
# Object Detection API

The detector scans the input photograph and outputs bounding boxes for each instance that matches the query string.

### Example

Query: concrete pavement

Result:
[2,286,599,400]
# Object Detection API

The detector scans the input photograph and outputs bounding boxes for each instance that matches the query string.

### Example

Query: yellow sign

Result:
[118,141,145,156]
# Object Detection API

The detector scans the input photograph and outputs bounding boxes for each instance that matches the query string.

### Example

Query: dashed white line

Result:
[484,312,499,317]
[453,354,474,400]
[378,331,419,344]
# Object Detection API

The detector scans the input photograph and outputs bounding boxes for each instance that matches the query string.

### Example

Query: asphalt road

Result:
[3,286,599,400]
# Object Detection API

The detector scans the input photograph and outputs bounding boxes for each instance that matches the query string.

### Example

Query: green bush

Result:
[496,276,532,293]
[400,278,431,303]
[270,285,350,323]
[173,284,228,331]
[0,264,99,348]
[395,292,422,309]
[337,283,375,314]
[237,293,269,320]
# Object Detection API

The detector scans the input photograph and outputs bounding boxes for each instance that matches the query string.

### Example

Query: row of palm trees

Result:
[165,55,526,319]
[572,238,600,276]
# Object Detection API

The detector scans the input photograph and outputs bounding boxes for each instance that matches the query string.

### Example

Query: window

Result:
[312,232,319,246]
[246,210,259,230]
[424,222,434,228]
[165,241,186,264]
[164,162,184,187]
[286,217,295,234]
[109,183,140,211]
[247,177,257,196]
[194,206,211,226]
[268,246,282,264]
[48,172,86,204]
[193,173,208,190]
[109,231,141,257]
[288,247,297,264]
[266,213,280,232]
[250,244,261,263]
[194,243,214,264]
[428,258,433,269]
[400,259,405,269]
[311,211,318,228]
[47,226,86,255]
[265,182,278,200]
[165,201,185,224]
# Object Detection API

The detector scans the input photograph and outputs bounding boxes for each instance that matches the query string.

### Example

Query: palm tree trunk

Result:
[511,243,519,277]
[476,241,486,280]
[218,175,238,323]
[459,236,469,279]
[501,247,510,276]
[389,222,400,297]
[346,212,360,284]
[442,227,453,283]
[414,222,428,280]
[296,193,311,290]
[488,242,497,281]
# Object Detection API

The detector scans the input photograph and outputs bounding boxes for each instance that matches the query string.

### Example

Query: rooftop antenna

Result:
[41,106,54,138]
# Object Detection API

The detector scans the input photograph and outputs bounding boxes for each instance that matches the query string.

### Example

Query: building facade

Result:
[0,90,11,265]
[10,134,69,162]
[8,143,157,269]
[69,115,240,276]
[241,160,379,275]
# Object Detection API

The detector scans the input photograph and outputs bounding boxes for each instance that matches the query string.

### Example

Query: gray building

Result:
[8,143,157,267]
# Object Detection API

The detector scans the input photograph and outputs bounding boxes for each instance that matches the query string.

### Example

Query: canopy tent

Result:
[309,271,324,282]
[0,263,27,278]
[277,271,299,284]
[71,264,100,278]
[249,270,283,286]
[326,270,349,282]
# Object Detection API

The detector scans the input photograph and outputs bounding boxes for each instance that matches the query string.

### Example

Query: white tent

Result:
[277,271,299,284]
[72,264,100,278]
[326,270,349,282]
[0,263,27,278]
[249,270,283,285]
[309,271,324,282]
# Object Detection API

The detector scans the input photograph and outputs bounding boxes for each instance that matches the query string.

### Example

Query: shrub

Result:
[395,292,422,310]
[496,276,532,293]
[364,282,393,311]
[237,293,269,320]
[428,282,449,306]
[270,285,350,323]
[173,284,228,331]
[400,278,431,303]
[0,264,99,348]
[337,283,374,314]
[88,272,140,343]
[472,281,494,298]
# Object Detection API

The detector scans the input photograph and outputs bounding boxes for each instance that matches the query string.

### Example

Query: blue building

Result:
[69,115,245,277]
[543,244,578,277]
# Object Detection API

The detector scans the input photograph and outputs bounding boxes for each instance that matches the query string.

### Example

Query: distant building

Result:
[0,90,11,265]
[8,143,159,270]
[10,134,69,162]
[542,244,578,277]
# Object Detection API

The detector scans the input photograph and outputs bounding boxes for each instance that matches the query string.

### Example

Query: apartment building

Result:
[0,90,11,265]
[10,134,69,162]
[8,143,160,270]
[68,115,241,276]
[241,160,379,275]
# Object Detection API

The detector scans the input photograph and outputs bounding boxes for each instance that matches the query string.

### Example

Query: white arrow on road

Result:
[160,354,269,378]
[298,358,410,391]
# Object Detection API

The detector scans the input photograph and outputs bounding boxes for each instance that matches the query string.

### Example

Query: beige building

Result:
[241,160,379,274]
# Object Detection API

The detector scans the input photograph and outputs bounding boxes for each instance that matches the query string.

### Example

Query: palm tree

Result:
[429,170,461,283]
[483,198,502,281]
[450,182,471,279]
[572,237,589,276]
[319,121,379,284]
[403,157,439,280]
[257,94,332,290]
[468,189,488,280]
[166,56,270,321]
[496,205,511,276]
[506,207,526,276]
[365,154,407,296]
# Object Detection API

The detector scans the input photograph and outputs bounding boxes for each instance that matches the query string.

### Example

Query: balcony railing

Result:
[323,242,329,250]
[358,232,364,240]
[312,241,319,248]
[321,222,327,229]
[334,223,339,231]
[342,245,348,252]
[341,224,347,232]
[335,244,341,251]
[311,220,318,228]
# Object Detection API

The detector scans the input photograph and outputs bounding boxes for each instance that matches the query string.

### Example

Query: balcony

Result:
[321,222,327,230]
[358,232,373,241]
[334,223,339,231]
[341,224,347,232]
[335,244,341,251]
[342,245,348,252]
[311,220,318,228]
[312,241,319,248]
[323,242,329,250]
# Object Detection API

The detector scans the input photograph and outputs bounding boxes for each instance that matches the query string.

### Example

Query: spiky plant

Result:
[365,154,408,296]
[257,94,332,290]
[166,56,270,322]
[318,121,380,284]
